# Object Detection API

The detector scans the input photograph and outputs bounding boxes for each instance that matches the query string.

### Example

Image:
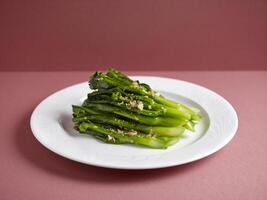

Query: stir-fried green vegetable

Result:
[72,68,201,149]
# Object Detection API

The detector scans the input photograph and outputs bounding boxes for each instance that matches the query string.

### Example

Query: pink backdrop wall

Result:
[1,0,267,71]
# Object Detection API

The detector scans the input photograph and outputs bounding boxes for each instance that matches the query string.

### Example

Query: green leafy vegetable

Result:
[72,68,201,149]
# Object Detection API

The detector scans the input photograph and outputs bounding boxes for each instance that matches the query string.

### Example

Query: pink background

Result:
[1,1,267,199]
[1,0,267,71]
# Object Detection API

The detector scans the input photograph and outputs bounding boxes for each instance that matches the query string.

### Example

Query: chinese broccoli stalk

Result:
[72,68,201,149]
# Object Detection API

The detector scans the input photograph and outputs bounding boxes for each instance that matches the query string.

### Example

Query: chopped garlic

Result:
[137,101,144,110]
[129,100,144,110]
[127,130,137,136]
[118,101,124,105]
[107,135,115,142]
[129,100,137,108]
[117,129,124,134]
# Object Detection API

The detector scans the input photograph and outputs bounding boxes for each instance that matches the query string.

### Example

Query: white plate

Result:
[30,76,238,169]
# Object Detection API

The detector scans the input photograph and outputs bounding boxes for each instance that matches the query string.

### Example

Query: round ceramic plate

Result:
[30,76,238,169]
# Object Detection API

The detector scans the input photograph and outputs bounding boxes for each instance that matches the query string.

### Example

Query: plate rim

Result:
[30,76,238,169]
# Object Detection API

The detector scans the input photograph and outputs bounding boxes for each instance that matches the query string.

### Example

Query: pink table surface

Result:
[0,71,267,200]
